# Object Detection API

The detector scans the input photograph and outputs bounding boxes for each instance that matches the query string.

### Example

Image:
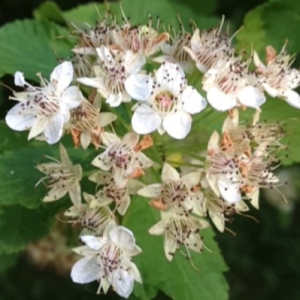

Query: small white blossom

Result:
[92,132,154,186]
[183,20,234,73]
[69,95,116,149]
[36,144,82,207]
[65,192,116,236]
[125,62,207,139]
[203,56,265,111]
[149,211,209,261]
[71,226,142,298]
[138,162,203,216]
[89,171,144,215]
[6,62,83,144]
[77,46,145,107]
[254,44,300,108]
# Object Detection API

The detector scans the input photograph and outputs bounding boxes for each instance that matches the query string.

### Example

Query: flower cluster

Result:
[5,10,296,298]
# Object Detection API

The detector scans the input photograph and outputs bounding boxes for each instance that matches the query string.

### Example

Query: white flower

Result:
[183,20,234,73]
[65,192,116,236]
[36,144,82,207]
[154,27,194,73]
[6,61,83,144]
[89,171,144,215]
[138,162,203,216]
[71,226,142,298]
[92,132,154,186]
[203,56,265,111]
[149,211,209,261]
[125,62,207,139]
[77,46,145,107]
[205,131,242,204]
[254,45,300,108]
[69,95,116,149]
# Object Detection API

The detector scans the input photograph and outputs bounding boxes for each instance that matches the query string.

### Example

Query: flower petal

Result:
[238,86,266,109]
[61,86,83,109]
[283,89,300,109]
[71,256,99,284]
[207,87,237,111]
[81,235,105,250]
[217,178,241,204]
[69,183,82,207]
[124,74,153,101]
[44,113,65,144]
[155,62,185,95]
[51,61,74,94]
[138,184,162,198]
[163,111,191,139]
[109,226,136,251]
[5,103,35,131]
[162,163,180,182]
[28,117,49,140]
[110,269,134,298]
[14,71,26,87]
[182,86,207,114]
[132,105,161,134]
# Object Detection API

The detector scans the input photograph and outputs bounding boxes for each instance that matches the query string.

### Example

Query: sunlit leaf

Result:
[0,19,72,80]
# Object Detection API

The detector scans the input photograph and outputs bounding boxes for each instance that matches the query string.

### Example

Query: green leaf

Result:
[0,204,59,254]
[64,0,219,30]
[123,197,229,300]
[0,141,95,208]
[237,0,300,55]
[0,253,20,273]
[33,1,66,25]
[0,19,72,80]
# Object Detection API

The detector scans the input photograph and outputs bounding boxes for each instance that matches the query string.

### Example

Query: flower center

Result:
[153,90,176,112]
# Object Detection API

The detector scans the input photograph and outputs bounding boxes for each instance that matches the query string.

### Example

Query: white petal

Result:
[138,184,161,198]
[110,269,134,298]
[14,71,26,87]
[106,93,123,107]
[5,103,35,131]
[51,61,74,94]
[162,163,180,182]
[44,114,64,144]
[283,89,300,109]
[61,86,83,109]
[124,74,153,101]
[98,112,117,127]
[80,131,91,149]
[155,62,185,95]
[181,172,201,186]
[132,105,161,134]
[96,46,114,65]
[217,178,241,204]
[182,86,207,114]
[124,51,146,74]
[149,221,164,235]
[109,226,136,251]
[207,87,237,111]
[123,132,139,148]
[101,132,120,146]
[69,183,82,207]
[71,256,99,284]
[28,117,49,140]
[117,194,130,216]
[262,83,278,98]
[238,86,266,109]
[81,235,105,250]
[162,111,191,139]
[77,77,104,89]
[43,187,68,202]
